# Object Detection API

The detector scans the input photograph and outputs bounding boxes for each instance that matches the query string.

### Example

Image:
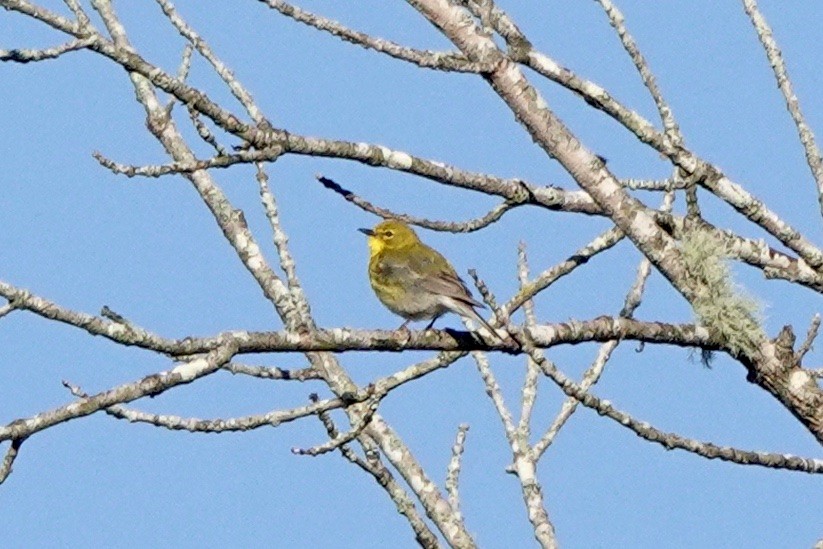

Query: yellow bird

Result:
[359,219,501,340]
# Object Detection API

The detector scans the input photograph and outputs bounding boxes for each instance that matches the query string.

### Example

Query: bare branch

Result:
[185,104,230,155]
[445,424,469,522]
[365,417,477,546]
[691,219,823,293]
[0,342,237,443]
[0,36,94,62]
[0,438,24,485]
[259,0,489,73]
[507,227,625,315]
[292,397,380,456]
[92,388,362,434]
[481,1,823,270]
[468,242,557,549]
[742,0,823,216]
[0,302,17,320]
[796,314,821,365]
[472,349,516,438]
[0,278,190,355]
[223,362,320,381]
[534,258,653,458]
[93,148,282,176]
[0,284,738,355]
[622,178,680,191]
[317,175,518,233]
[535,191,673,457]
[62,0,90,24]
[595,0,682,145]
[485,4,673,156]
[516,243,540,437]
[529,349,823,474]
[699,166,823,270]
[405,0,823,443]
[155,0,268,125]
[257,165,305,294]
[4,1,822,543]
[91,0,305,329]
[1,4,489,534]
[175,43,193,81]
[95,136,598,215]
[311,397,441,549]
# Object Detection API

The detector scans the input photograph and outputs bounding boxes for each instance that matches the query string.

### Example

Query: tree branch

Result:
[259,0,489,73]
[0,36,94,62]
[742,0,823,217]
[0,342,237,443]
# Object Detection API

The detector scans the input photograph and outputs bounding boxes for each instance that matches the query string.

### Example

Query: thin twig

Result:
[259,0,489,73]
[516,243,540,437]
[534,191,673,457]
[176,43,194,81]
[0,36,94,62]
[310,396,441,549]
[164,43,193,113]
[464,270,518,436]
[93,148,282,176]
[0,438,24,485]
[61,378,364,434]
[467,253,558,549]
[742,0,823,217]
[533,260,652,458]
[529,347,823,473]
[0,302,17,320]
[1,343,237,442]
[317,175,519,233]
[507,227,625,315]
[292,397,380,456]
[256,165,306,297]
[471,349,517,438]
[796,314,821,365]
[155,0,268,125]
[596,0,682,145]
[223,362,320,381]
[63,0,91,27]
[445,424,470,522]
[186,104,229,155]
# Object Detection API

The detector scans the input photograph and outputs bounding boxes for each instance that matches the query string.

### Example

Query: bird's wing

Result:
[394,245,502,341]
[408,247,486,309]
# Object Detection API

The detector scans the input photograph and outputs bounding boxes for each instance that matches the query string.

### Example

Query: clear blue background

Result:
[1,1,821,547]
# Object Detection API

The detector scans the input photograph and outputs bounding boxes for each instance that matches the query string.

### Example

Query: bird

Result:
[359,219,502,340]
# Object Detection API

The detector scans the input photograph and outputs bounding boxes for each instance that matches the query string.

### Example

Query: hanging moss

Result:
[680,228,765,358]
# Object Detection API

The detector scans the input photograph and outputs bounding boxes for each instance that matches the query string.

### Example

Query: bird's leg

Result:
[424,315,440,331]
[396,319,412,345]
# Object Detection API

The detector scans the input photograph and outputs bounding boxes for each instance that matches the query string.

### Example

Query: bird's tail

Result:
[454,300,505,343]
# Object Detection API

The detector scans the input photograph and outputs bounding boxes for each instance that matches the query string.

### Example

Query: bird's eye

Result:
[384,230,394,238]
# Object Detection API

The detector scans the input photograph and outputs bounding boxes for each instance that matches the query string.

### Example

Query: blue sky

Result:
[1,1,822,547]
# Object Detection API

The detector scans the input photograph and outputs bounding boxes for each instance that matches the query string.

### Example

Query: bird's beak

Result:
[358,228,375,236]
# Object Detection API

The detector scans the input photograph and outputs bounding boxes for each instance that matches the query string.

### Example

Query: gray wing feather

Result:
[407,248,485,309]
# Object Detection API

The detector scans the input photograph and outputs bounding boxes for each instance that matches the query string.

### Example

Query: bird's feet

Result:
[396,320,413,346]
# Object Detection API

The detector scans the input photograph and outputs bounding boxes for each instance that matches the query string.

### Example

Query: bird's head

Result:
[358,219,420,255]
